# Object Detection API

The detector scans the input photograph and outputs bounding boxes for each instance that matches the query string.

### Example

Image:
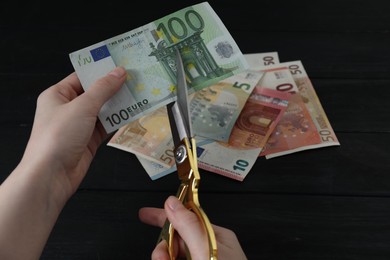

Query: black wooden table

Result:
[1,1,390,259]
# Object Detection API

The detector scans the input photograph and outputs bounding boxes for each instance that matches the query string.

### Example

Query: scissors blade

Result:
[167,49,193,146]
[175,48,193,139]
[166,102,182,147]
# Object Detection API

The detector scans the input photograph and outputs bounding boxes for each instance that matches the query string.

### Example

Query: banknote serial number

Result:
[105,99,149,127]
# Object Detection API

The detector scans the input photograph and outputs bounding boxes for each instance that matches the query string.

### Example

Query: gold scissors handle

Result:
[157,138,218,260]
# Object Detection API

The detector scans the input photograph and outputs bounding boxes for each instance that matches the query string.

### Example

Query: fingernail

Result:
[108,67,126,78]
[167,196,180,211]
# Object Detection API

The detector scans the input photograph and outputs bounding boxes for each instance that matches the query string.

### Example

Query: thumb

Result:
[164,196,208,260]
[80,66,126,112]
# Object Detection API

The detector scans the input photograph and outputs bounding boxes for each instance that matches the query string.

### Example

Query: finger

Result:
[138,207,167,227]
[77,66,126,114]
[164,196,208,259]
[151,241,170,260]
[139,207,182,259]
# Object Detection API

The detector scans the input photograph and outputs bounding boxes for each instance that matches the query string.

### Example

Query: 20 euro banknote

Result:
[69,2,248,133]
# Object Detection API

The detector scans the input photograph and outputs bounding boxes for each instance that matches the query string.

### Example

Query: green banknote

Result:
[69,2,248,133]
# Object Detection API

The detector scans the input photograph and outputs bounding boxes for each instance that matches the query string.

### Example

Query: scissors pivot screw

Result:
[175,145,187,164]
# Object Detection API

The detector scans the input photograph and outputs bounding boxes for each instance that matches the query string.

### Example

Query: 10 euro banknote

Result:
[69,2,248,133]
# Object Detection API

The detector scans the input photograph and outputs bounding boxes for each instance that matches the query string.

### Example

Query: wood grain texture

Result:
[1,0,389,259]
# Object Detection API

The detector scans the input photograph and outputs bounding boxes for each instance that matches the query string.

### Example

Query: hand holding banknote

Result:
[0,67,127,259]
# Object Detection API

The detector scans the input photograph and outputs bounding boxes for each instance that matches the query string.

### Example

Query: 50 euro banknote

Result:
[255,64,323,157]
[69,2,248,133]
[260,60,340,158]
[244,51,280,67]
[136,155,176,180]
[107,69,264,167]
[261,60,340,159]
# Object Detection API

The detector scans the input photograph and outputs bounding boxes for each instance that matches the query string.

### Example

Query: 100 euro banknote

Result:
[69,2,248,133]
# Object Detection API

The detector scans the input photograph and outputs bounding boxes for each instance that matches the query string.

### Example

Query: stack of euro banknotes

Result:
[69,2,340,181]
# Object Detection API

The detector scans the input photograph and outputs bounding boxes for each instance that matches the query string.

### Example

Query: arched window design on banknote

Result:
[149,31,234,93]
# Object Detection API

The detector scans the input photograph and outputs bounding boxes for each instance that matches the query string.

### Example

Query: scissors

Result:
[157,48,218,260]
